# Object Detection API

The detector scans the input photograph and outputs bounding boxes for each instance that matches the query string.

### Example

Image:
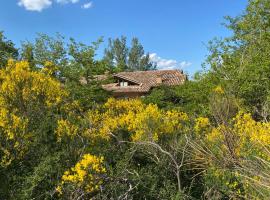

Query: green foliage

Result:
[128,38,156,71]
[104,36,156,72]
[19,33,110,109]
[32,33,67,67]
[104,36,128,71]
[144,73,216,117]
[206,0,270,119]
[65,81,110,110]
[20,42,35,69]
[0,31,18,66]
[15,153,63,199]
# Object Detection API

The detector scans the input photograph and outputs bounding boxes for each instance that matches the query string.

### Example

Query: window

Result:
[120,81,128,87]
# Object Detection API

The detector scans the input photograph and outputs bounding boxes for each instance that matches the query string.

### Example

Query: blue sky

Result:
[0,0,248,75]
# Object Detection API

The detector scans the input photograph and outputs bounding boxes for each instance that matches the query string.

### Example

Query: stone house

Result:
[102,70,187,98]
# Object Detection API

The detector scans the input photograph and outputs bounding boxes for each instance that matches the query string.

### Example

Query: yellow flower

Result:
[56,119,79,140]
[213,86,224,94]
[87,98,190,142]
[60,154,106,194]
[0,60,68,166]
[195,117,210,133]
[55,185,63,195]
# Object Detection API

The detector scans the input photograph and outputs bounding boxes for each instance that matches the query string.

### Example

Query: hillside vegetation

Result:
[1,0,270,199]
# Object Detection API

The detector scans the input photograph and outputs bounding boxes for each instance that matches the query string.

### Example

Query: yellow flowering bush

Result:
[0,112,30,166]
[54,99,85,141]
[55,119,79,140]
[1,60,67,107]
[201,111,270,198]
[104,97,145,113]
[86,98,189,142]
[205,112,270,160]
[0,60,68,166]
[57,154,106,195]
[41,61,59,76]
[234,112,270,147]
[194,117,210,134]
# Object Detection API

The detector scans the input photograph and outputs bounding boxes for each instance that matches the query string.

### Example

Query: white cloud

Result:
[56,0,79,4]
[82,1,93,9]
[149,53,192,70]
[18,0,52,12]
[18,0,80,11]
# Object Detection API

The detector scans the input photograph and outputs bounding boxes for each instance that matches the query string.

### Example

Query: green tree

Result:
[20,42,35,69]
[104,36,128,71]
[206,0,270,119]
[67,37,104,82]
[0,31,18,67]
[128,38,156,71]
[104,36,155,72]
[33,33,67,67]
[65,37,110,109]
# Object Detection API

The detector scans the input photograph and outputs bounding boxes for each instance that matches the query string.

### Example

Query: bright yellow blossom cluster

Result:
[213,86,225,94]
[0,112,30,166]
[87,98,189,142]
[205,112,270,159]
[194,117,210,133]
[0,60,68,166]
[1,60,67,107]
[104,97,145,113]
[55,100,84,140]
[56,119,79,140]
[57,154,106,195]
[234,112,270,145]
[41,61,59,76]
[233,112,270,159]
[203,111,270,197]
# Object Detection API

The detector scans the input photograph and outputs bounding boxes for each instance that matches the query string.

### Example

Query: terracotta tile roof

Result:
[102,69,186,93]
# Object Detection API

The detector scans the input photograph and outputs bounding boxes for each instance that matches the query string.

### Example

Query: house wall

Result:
[112,92,147,98]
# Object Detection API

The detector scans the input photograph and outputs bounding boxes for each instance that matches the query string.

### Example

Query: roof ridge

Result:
[115,69,182,74]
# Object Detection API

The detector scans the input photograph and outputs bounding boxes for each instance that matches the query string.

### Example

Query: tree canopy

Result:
[104,36,156,72]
